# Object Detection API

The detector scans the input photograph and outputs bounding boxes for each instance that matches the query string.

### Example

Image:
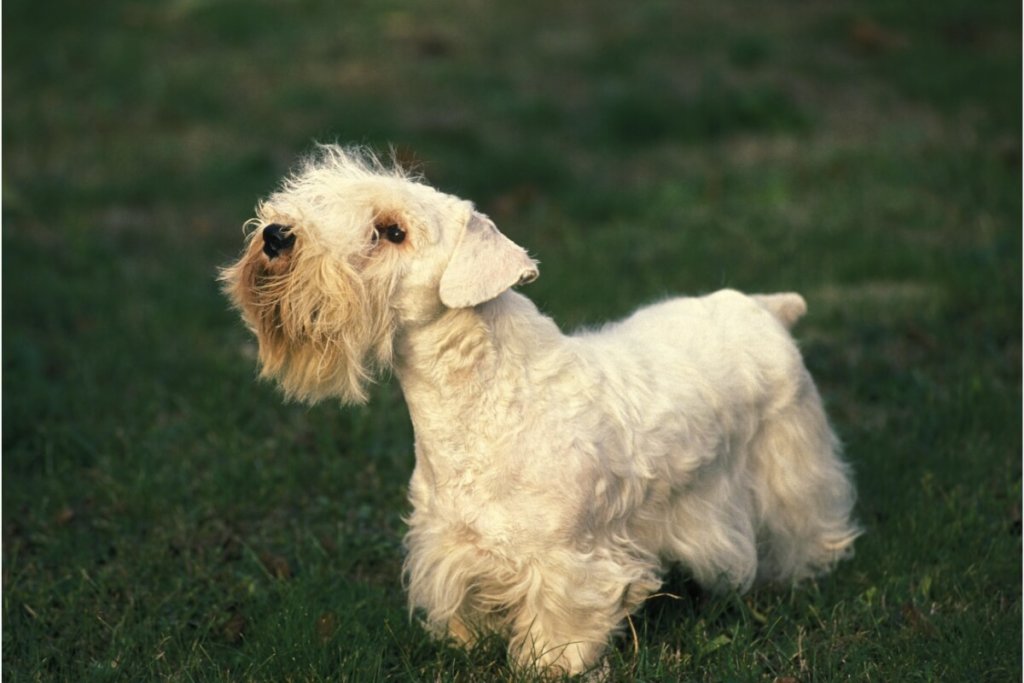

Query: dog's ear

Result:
[438,212,539,308]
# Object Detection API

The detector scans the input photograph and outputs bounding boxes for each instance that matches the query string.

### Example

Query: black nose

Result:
[262,224,295,259]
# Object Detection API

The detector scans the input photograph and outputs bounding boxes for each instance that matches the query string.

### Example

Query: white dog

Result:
[221,145,859,676]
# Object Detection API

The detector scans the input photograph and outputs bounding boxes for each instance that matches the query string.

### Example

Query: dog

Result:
[221,145,860,676]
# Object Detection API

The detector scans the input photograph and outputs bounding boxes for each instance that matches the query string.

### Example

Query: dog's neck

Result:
[394,291,564,486]
[395,291,561,389]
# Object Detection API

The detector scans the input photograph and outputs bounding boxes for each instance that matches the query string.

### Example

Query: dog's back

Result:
[569,289,859,587]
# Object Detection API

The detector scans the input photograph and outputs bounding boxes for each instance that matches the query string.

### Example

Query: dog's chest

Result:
[408,456,586,553]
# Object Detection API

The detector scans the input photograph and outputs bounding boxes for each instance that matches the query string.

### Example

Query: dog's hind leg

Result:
[748,376,861,583]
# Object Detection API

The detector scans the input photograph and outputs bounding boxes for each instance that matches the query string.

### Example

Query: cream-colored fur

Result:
[221,145,860,677]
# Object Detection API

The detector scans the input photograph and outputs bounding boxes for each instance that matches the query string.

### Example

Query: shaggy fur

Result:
[221,145,860,676]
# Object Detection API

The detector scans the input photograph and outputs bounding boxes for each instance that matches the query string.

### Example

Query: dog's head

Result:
[220,145,538,404]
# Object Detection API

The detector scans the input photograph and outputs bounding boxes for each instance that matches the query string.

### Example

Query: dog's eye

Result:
[376,223,406,244]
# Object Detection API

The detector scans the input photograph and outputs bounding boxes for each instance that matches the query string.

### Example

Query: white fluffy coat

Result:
[221,145,860,676]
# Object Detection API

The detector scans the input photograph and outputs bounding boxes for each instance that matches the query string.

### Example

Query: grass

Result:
[3,0,1020,680]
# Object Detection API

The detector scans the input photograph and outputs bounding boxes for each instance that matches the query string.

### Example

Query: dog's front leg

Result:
[504,555,655,677]
[509,602,609,676]
[445,598,508,647]
[447,613,476,645]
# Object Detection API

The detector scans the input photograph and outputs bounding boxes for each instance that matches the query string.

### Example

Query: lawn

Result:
[3,0,1020,680]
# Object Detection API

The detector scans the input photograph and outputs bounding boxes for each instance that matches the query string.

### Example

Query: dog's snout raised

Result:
[262,224,295,259]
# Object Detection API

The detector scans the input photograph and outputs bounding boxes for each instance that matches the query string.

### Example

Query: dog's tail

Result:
[752,292,807,329]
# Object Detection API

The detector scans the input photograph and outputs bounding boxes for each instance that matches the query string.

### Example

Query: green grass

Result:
[3,0,1020,680]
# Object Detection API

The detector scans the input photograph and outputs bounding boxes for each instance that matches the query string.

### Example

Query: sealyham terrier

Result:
[221,145,860,676]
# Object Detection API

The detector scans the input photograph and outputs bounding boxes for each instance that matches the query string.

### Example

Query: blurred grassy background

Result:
[3,0,1020,680]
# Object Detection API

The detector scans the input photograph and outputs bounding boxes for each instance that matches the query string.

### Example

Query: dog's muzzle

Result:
[262,224,295,259]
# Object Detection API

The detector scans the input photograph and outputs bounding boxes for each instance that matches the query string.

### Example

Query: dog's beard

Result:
[221,232,398,404]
